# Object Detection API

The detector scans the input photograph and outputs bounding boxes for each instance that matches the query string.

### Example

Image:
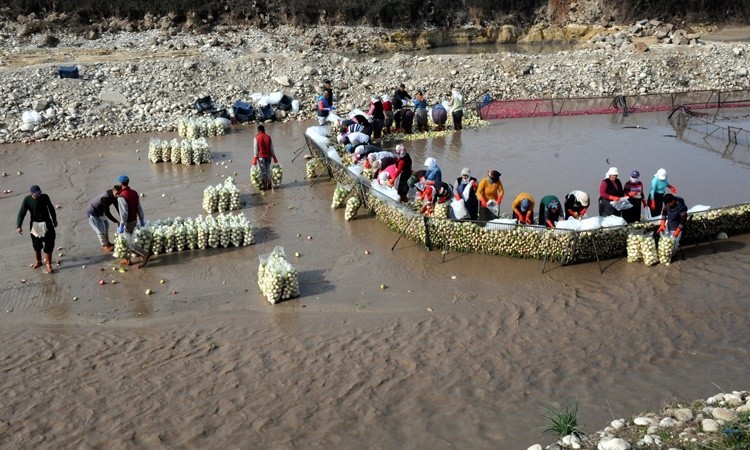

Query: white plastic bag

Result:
[578,217,602,231]
[258,95,271,107]
[611,197,633,211]
[643,206,652,220]
[251,92,263,102]
[451,198,469,219]
[269,92,283,105]
[486,200,500,217]
[485,218,517,231]
[22,110,42,124]
[601,215,627,228]
[291,99,300,113]
[555,218,582,231]
[688,205,710,213]
[348,165,363,177]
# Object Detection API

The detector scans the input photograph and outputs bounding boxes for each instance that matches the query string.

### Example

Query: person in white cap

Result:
[599,167,625,217]
[454,168,479,220]
[564,190,590,219]
[648,168,678,216]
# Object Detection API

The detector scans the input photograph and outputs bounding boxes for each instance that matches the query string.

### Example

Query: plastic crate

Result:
[58,66,79,79]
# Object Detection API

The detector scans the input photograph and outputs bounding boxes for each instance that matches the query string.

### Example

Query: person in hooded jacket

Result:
[453,168,479,220]
[391,144,413,202]
[599,167,625,217]
[423,157,442,185]
[657,193,689,257]
[476,170,504,222]
[538,195,563,228]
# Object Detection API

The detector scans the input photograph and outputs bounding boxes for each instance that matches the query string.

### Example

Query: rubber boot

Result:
[44,253,54,273]
[32,250,42,269]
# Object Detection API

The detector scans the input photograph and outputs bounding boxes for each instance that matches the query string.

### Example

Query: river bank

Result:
[2,23,750,143]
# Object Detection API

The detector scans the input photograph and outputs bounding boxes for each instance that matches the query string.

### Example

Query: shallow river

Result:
[0,112,748,448]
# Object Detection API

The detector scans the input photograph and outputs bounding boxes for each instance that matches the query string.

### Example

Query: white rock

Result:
[273,75,291,87]
[598,437,630,450]
[702,418,720,432]
[707,393,724,404]
[99,91,128,104]
[660,417,678,427]
[723,393,743,406]
[526,445,542,450]
[19,123,35,132]
[610,419,626,429]
[633,417,654,426]
[673,408,693,421]
[712,407,737,421]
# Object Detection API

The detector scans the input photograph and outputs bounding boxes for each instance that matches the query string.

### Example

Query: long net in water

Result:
[668,106,750,167]
[477,89,750,119]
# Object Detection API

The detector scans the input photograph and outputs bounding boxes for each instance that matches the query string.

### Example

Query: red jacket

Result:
[254,131,273,158]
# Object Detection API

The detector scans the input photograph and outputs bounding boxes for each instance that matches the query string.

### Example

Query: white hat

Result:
[424,157,437,168]
[382,94,392,102]
[461,168,471,176]
[605,167,619,177]
[655,168,667,180]
[395,144,405,156]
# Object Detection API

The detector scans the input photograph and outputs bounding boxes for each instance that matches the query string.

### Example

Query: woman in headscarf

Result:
[599,166,625,217]
[648,168,678,217]
[367,94,385,139]
[453,168,479,220]
[413,91,428,132]
[476,169,504,222]
[623,169,647,223]
[564,190,590,219]
[423,157,442,185]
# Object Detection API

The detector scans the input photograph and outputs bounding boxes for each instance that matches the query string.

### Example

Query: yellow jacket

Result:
[477,178,504,204]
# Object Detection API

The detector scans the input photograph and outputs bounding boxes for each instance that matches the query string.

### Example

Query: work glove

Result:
[669,185,678,194]
[139,219,145,227]
[455,193,461,201]
[672,228,682,238]
[480,199,487,208]
[118,223,125,234]
[525,212,533,224]
[650,199,656,210]
[273,156,278,163]
[252,157,258,165]
[657,220,666,234]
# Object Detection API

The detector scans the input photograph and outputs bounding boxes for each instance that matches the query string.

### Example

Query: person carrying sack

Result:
[253,125,278,190]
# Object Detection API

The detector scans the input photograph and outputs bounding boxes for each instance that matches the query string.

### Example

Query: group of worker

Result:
[16,175,152,273]
[322,81,465,140]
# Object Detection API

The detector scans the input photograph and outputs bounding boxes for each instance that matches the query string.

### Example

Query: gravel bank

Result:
[2,25,750,143]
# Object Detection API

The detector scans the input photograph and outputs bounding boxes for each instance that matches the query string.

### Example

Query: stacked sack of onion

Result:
[433,203,449,219]
[257,246,300,304]
[271,165,283,187]
[305,159,318,179]
[113,234,130,259]
[658,233,677,265]
[345,196,361,221]
[626,232,643,263]
[331,185,349,209]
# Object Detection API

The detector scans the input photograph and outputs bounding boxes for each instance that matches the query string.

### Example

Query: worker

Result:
[648,168,678,217]
[454,168,479,220]
[432,103,448,131]
[564,190,590,219]
[391,144,413,202]
[511,193,535,225]
[599,167,625,217]
[657,193,688,257]
[423,157,442,185]
[623,170,648,223]
[476,170,504,222]
[538,195,563,228]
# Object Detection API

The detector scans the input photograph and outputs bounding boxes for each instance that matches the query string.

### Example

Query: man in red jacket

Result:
[252,125,278,190]
[116,175,152,268]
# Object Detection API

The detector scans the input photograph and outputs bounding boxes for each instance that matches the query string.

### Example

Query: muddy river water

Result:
[0,112,748,448]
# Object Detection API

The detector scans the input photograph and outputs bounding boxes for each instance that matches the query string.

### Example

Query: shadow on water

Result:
[298,269,335,297]
[253,226,279,244]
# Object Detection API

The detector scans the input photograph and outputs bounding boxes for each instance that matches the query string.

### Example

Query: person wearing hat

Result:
[391,144,413,202]
[538,195,563,228]
[449,86,464,130]
[16,185,58,273]
[454,168,479,220]
[367,95,385,139]
[253,124,278,190]
[623,170,648,223]
[599,167,625,217]
[116,176,152,268]
[564,190,590,219]
[86,185,122,252]
[413,91,429,132]
[343,131,370,154]
[423,157,442,185]
[657,193,689,255]
[477,170,504,222]
[511,193,535,225]
[648,168,678,217]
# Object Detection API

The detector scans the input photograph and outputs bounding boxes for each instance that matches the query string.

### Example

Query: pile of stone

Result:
[527,390,750,450]
[588,19,706,52]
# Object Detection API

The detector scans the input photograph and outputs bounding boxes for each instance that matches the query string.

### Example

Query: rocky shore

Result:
[1,23,750,144]
[529,390,750,450]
